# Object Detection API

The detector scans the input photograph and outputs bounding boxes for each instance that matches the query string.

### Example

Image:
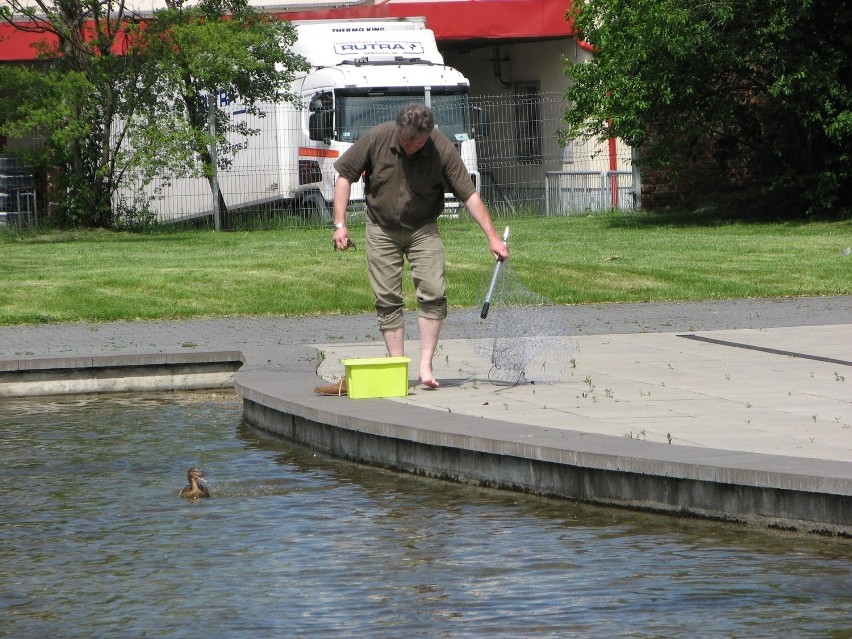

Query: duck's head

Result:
[187,467,208,484]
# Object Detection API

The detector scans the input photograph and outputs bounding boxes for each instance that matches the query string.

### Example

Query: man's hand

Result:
[333,227,354,251]
[490,235,509,262]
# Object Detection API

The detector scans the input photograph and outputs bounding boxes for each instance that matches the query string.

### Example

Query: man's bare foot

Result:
[419,365,440,389]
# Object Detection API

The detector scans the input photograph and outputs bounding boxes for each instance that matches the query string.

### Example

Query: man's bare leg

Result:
[382,326,405,357]
[417,317,442,388]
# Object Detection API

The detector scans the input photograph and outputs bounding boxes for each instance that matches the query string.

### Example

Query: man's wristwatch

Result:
[334,223,346,230]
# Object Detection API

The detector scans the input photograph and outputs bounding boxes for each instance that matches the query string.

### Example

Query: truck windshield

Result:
[336,92,472,144]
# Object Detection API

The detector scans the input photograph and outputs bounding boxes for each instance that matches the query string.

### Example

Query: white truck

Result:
[129,17,483,223]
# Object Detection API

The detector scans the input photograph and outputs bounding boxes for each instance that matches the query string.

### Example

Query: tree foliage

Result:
[0,0,307,227]
[562,0,852,214]
[123,0,308,217]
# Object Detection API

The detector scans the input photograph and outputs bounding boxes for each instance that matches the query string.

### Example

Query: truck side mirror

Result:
[471,106,490,139]
[308,92,334,143]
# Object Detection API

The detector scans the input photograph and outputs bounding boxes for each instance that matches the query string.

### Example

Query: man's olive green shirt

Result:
[334,121,476,230]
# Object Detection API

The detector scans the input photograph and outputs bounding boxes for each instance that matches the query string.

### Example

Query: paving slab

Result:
[313,325,851,462]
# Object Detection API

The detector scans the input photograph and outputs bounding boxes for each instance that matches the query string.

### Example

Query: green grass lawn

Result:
[1,212,849,325]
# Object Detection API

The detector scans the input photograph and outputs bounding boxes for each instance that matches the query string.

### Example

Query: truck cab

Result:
[286,19,481,217]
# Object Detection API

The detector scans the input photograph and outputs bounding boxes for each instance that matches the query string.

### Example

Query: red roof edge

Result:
[0,22,56,62]
[280,0,575,42]
[0,1,575,62]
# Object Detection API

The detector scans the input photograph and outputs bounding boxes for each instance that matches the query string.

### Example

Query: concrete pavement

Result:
[316,325,851,462]
[1,296,850,534]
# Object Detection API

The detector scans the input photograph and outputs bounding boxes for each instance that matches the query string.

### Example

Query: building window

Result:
[514,82,542,164]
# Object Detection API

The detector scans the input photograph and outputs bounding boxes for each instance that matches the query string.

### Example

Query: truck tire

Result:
[296,192,332,225]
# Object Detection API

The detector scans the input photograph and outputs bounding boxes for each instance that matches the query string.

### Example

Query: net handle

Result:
[480,227,510,319]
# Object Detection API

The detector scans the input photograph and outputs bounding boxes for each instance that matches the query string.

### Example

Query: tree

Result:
[562,0,852,214]
[0,0,307,228]
[121,0,308,220]
[1,0,147,227]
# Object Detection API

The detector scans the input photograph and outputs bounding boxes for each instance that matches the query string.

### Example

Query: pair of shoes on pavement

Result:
[314,378,347,396]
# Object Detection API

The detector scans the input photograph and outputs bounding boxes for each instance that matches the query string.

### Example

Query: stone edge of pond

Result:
[235,344,852,538]
[0,351,244,396]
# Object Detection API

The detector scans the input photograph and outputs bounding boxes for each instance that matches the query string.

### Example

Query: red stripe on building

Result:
[0,0,575,62]
[281,0,575,42]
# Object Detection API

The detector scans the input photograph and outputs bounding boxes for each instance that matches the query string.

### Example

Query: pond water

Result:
[1,392,849,638]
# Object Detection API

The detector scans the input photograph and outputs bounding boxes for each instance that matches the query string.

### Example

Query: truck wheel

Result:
[296,193,332,225]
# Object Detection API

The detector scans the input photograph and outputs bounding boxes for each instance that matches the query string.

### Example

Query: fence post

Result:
[608,132,619,208]
[631,147,642,210]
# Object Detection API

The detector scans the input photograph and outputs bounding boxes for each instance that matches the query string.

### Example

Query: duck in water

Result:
[179,467,210,499]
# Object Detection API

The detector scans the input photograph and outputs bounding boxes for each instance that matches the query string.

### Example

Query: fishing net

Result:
[464,253,575,386]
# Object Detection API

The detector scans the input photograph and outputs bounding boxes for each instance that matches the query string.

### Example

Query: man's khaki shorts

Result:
[365,221,447,331]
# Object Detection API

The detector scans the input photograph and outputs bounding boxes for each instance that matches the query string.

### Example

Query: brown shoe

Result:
[314,378,347,396]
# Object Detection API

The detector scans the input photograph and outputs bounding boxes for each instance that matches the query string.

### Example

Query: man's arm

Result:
[465,192,510,261]
[332,176,353,251]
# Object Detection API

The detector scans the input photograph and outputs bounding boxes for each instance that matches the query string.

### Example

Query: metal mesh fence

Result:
[0,155,39,230]
[106,91,637,229]
[471,92,636,217]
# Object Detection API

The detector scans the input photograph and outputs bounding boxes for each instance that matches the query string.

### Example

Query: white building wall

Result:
[442,38,634,213]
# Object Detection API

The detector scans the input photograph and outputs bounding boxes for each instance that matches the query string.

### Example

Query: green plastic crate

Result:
[341,357,411,399]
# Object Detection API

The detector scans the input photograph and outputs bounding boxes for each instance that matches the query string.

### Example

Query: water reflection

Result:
[1,392,849,638]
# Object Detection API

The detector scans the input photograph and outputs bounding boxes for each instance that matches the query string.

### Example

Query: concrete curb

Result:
[0,351,244,397]
[235,346,851,537]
